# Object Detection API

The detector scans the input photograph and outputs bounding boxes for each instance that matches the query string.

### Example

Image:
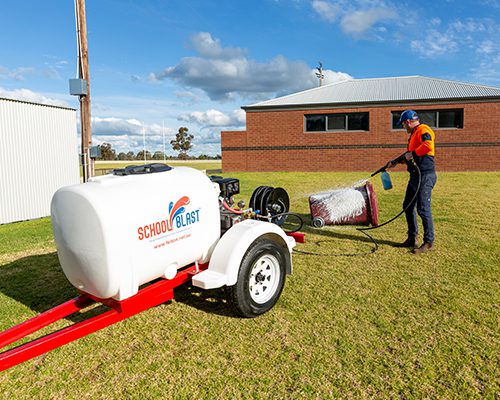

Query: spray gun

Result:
[370,152,412,190]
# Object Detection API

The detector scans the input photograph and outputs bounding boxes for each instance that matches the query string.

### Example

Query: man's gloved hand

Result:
[385,151,413,170]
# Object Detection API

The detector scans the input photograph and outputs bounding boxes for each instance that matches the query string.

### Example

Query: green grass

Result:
[0,218,54,258]
[0,171,498,399]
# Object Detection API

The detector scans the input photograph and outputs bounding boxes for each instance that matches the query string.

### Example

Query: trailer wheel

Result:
[226,238,287,318]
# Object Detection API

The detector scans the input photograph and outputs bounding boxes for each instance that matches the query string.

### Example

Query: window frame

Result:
[391,108,464,130]
[305,112,370,133]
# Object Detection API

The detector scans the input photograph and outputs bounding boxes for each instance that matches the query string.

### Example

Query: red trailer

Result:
[0,165,304,371]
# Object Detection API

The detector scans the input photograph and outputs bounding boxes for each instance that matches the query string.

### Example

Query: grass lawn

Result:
[0,170,498,399]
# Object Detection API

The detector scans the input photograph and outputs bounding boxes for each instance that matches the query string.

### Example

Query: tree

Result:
[170,127,193,160]
[136,150,152,160]
[152,151,165,160]
[97,142,116,160]
[117,152,128,160]
[126,151,135,160]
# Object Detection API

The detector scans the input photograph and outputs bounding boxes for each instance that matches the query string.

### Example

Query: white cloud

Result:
[410,29,459,58]
[477,40,495,55]
[340,8,397,37]
[174,90,201,103]
[471,59,500,83]
[310,1,398,37]
[92,116,173,137]
[178,109,246,127]
[480,0,500,8]
[91,112,240,156]
[450,19,489,33]
[321,69,353,84]
[0,60,67,82]
[410,17,499,65]
[150,32,352,101]
[312,0,341,22]
[472,40,500,83]
[0,66,35,81]
[42,57,69,80]
[43,67,62,80]
[90,116,187,155]
[190,32,246,60]
[0,87,69,107]
[430,18,441,27]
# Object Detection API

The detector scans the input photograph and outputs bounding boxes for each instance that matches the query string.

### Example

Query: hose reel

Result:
[249,186,290,226]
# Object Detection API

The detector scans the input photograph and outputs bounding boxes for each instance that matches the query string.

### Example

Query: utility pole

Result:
[75,0,93,182]
[316,61,324,87]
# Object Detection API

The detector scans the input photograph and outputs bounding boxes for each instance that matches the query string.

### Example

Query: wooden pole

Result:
[76,0,92,182]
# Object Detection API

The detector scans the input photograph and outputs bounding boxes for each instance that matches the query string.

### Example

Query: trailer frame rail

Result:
[0,262,207,372]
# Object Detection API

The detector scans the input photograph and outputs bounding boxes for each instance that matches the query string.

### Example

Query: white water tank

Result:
[51,166,221,300]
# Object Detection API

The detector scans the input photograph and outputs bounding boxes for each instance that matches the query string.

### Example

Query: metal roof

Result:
[244,76,500,110]
[0,96,75,111]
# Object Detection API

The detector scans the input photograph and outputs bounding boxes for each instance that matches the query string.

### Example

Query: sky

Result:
[1,0,499,156]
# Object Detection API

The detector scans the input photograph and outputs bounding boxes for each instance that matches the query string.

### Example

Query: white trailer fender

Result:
[191,219,295,290]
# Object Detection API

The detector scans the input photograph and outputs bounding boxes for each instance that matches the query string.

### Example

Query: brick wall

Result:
[221,102,500,172]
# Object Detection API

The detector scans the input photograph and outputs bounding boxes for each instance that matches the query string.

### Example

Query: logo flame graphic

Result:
[169,196,190,225]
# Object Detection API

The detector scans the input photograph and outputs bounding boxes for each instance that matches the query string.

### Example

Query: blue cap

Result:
[397,110,419,126]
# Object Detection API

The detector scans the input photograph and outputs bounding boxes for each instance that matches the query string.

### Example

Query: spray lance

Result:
[370,151,413,190]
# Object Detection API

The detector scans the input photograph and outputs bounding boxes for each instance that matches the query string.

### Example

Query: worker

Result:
[387,109,437,254]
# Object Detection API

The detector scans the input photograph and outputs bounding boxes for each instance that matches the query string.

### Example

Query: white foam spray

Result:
[351,178,370,188]
[310,187,366,223]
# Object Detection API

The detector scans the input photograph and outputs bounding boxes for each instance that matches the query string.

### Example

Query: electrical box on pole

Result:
[69,79,87,96]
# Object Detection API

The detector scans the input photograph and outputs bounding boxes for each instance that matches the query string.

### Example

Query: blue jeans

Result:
[403,172,437,243]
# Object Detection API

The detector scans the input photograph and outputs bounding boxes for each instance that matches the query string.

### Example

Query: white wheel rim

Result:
[248,254,281,304]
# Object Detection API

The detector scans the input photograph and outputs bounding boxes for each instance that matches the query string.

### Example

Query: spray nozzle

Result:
[371,152,410,177]
[371,165,387,177]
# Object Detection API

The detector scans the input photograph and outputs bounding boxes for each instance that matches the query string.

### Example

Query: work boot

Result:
[395,237,418,248]
[412,242,434,254]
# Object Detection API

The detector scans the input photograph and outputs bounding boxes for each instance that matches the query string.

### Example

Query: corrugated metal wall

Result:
[0,98,80,224]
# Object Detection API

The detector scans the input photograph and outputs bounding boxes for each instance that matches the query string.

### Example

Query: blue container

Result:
[381,171,393,190]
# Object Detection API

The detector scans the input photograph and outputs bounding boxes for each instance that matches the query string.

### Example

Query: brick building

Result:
[221,76,500,172]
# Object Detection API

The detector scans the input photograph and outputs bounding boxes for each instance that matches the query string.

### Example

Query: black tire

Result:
[226,238,287,318]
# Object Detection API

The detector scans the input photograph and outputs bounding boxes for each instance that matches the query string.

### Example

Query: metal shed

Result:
[0,97,80,224]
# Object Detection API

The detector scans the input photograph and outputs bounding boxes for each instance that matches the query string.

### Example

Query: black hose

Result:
[256,212,304,233]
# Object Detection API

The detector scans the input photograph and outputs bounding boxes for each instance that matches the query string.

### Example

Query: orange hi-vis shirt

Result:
[406,123,436,173]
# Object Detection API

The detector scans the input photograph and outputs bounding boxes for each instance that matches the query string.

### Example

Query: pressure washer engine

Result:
[209,176,244,233]
[210,176,292,233]
[0,164,297,371]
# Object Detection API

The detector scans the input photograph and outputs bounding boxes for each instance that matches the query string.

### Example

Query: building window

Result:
[305,112,369,132]
[305,115,326,131]
[392,109,463,129]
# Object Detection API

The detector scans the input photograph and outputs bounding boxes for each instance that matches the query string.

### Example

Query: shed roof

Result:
[0,96,75,111]
[243,76,500,110]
